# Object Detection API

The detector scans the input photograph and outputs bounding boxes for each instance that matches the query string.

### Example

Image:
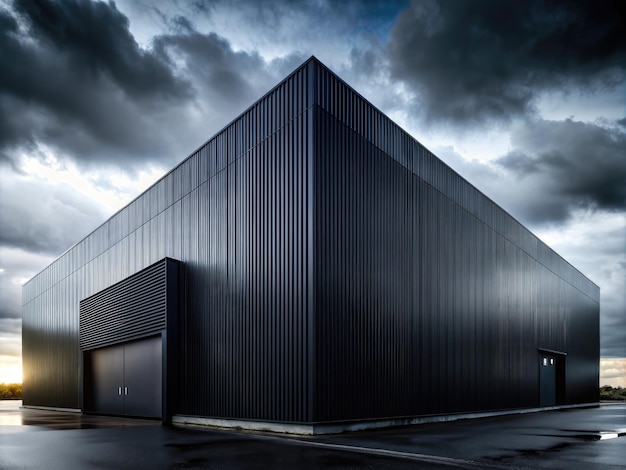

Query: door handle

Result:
[118,387,122,395]
[124,387,128,395]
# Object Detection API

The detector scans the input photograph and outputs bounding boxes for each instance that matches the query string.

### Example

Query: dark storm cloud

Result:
[151,24,308,123]
[433,118,626,227]
[0,0,302,171]
[496,119,626,218]
[0,0,193,167]
[388,0,626,126]
[154,31,264,111]
[0,0,311,260]
[13,0,187,100]
[602,313,626,358]
[0,9,27,151]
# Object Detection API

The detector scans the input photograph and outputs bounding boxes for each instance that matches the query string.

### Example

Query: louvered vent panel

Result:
[79,259,170,350]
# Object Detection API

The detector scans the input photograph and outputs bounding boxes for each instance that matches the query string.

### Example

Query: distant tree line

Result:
[0,383,22,399]
[600,385,626,401]
[0,383,623,403]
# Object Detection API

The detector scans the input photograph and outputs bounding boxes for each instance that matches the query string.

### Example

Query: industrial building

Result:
[22,57,599,434]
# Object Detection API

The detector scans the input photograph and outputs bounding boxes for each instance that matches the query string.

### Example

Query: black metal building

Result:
[22,57,599,433]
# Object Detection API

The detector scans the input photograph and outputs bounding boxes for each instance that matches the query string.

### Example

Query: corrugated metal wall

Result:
[22,57,599,424]
[310,60,599,422]
[22,61,315,421]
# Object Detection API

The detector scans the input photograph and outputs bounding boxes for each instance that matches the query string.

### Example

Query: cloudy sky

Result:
[0,0,624,386]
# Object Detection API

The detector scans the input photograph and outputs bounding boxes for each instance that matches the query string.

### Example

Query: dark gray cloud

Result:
[13,0,188,100]
[0,0,301,172]
[154,30,302,114]
[434,117,626,227]
[0,0,412,175]
[602,310,626,358]
[0,0,312,263]
[496,119,626,219]
[0,0,192,167]
[388,0,626,126]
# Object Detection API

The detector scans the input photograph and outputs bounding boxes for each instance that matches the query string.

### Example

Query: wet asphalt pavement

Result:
[1,400,625,469]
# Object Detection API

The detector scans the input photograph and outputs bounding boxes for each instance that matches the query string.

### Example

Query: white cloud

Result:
[601,358,626,388]
[0,355,22,384]
[0,318,21,383]
[17,148,165,214]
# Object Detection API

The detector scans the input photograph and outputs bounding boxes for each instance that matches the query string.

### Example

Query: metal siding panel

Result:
[313,102,417,421]
[22,62,315,422]
[310,63,599,422]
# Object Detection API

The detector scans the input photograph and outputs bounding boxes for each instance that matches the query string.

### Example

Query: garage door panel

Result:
[124,336,162,418]
[90,345,124,415]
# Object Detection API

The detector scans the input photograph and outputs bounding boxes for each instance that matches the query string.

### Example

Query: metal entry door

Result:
[87,336,162,418]
[540,354,556,406]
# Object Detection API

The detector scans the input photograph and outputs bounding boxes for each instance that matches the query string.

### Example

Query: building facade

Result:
[22,57,599,433]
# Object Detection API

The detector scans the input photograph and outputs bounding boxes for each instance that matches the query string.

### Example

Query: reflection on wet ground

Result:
[0,400,158,430]
[1,400,625,469]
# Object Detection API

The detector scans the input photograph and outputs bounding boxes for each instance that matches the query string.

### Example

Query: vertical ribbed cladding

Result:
[22,59,316,422]
[310,60,599,422]
[313,103,415,421]
[176,60,313,422]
